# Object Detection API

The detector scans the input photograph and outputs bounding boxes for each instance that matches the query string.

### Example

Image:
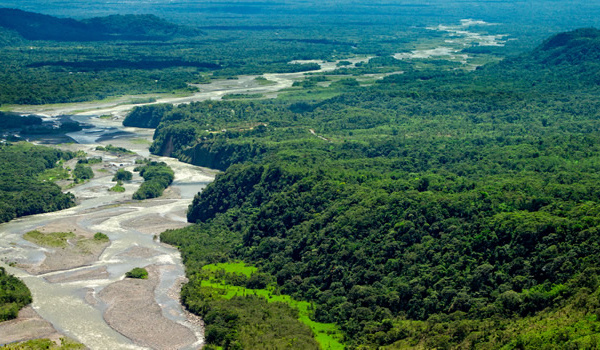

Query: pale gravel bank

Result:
[44,266,109,284]
[99,265,198,349]
[20,216,110,276]
[0,306,65,346]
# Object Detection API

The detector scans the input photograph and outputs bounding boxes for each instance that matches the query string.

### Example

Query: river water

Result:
[0,47,461,348]
[0,60,365,349]
[0,115,217,349]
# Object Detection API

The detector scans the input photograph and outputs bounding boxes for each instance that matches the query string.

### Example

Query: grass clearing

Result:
[24,230,74,248]
[24,230,109,254]
[201,262,345,350]
[37,166,70,182]
[202,261,257,277]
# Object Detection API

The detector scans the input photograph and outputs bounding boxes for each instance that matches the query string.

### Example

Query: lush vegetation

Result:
[109,181,126,192]
[0,10,344,105]
[200,296,319,350]
[0,143,75,223]
[154,28,600,348]
[0,267,32,322]
[73,163,94,182]
[93,232,109,242]
[0,10,206,104]
[95,144,134,155]
[3,0,563,106]
[77,157,102,165]
[180,262,343,349]
[0,337,85,349]
[0,112,42,129]
[0,9,200,42]
[0,112,82,138]
[132,160,174,200]
[112,169,132,181]
[222,93,264,100]
[125,267,148,279]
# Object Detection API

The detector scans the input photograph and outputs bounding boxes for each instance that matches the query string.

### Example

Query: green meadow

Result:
[201,262,345,350]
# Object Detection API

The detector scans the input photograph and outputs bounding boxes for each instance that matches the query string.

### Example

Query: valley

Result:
[0,113,213,348]
[2,2,600,349]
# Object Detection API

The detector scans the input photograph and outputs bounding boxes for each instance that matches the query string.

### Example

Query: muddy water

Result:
[0,58,372,349]
[393,19,507,68]
[9,56,371,118]
[0,116,215,349]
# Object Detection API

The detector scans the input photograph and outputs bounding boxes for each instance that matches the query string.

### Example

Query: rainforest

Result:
[151,28,600,349]
[2,1,600,349]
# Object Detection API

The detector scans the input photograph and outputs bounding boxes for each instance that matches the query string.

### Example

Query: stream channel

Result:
[0,26,499,345]
[0,117,215,349]
[0,58,371,349]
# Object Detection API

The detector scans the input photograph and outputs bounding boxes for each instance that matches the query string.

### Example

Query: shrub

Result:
[73,164,94,181]
[125,267,148,279]
[93,232,109,242]
[112,169,133,181]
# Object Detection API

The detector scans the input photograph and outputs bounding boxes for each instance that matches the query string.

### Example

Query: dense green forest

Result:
[0,267,32,322]
[0,5,529,106]
[0,9,349,105]
[2,0,600,106]
[143,28,600,348]
[0,142,75,223]
[0,8,200,41]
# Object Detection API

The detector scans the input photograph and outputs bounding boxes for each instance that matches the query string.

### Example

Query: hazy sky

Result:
[1,0,599,33]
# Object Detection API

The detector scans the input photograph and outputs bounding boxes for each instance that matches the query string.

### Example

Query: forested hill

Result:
[535,27,600,65]
[147,28,600,349]
[483,27,600,91]
[0,8,200,41]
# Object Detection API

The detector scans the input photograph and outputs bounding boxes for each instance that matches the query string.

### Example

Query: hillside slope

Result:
[481,27,600,91]
[0,8,200,41]
[142,28,600,348]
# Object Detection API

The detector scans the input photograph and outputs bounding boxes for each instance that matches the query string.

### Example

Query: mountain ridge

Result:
[534,27,600,65]
[0,8,201,41]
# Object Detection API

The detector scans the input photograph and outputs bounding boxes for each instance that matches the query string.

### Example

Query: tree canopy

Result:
[156,28,600,348]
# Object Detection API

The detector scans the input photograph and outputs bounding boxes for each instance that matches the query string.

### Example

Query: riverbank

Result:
[0,114,213,348]
[20,215,110,276]
[0,306,64,346]
[0,57,346,348]
[99,265,200,349]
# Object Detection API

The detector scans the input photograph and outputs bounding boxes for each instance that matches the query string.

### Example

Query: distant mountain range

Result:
[0,8,201,41]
